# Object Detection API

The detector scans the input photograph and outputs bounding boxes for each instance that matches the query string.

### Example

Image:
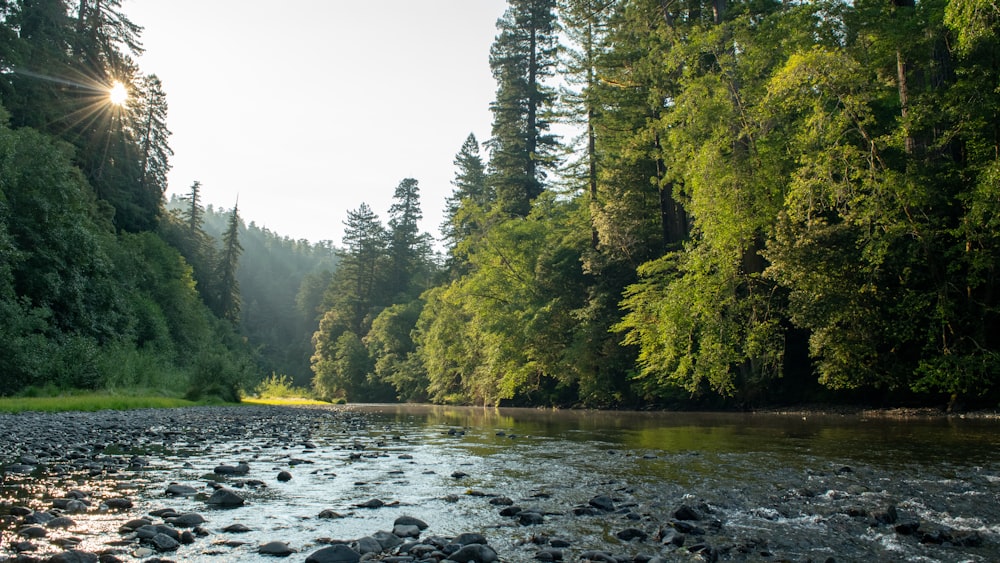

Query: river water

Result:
[1,404,999,562]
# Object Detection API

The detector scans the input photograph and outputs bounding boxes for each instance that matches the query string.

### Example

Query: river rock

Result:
[673,504,704,521]
[150,532,180,552]
[656,527,685,547]
[448,544,499,563]
[318,509,344,519]
[589,495,615,512]
[259,540,295,556]
[48,550,99,563]
[394,524,421,538]
[499,506,523,517]
[355,536,383,555]
[395,515,429,530]
[518,511,545,525]
[454,532,488,546]
[214,462,251,475]
[207,488,245,507]
[223,523,252,533]
[615,528,648,542]
[120,517,152,531]
[166,483,198,496]
[356,498,385,509]
[305,544,362,563]
[4,463,35,474]
[167,512,207,527]
[277,470,293,482]
[535,548,563,561]
[374,530,405,550]
[578,550,617,563]
[47,516,75,529]
[136,524,180,541]
[19,525,47,538]
[104,497,133,510]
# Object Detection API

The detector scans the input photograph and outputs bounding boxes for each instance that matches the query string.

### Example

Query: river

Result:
[1,404,998,562]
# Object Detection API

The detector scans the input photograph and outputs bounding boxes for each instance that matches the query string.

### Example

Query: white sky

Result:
[123,0,509,246]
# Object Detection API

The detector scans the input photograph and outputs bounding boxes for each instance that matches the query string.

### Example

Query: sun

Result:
[109,81,128,106]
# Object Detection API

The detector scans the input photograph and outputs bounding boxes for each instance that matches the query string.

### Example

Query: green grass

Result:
[0,392,214,414]
[241,396,334,407]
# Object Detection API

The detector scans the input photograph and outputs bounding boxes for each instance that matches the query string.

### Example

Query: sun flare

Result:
[109,81,128,106]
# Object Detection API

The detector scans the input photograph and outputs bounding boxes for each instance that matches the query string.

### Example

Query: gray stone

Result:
[48,550,99,563]
[166,483,199,496]
[355,498,384,509]
[259,540,295,556]
[214,462,250,475]
[615,528,648,542]
[448,544,499,563]
[373,530,405,550]
[206,488,245,507]
[47,516,76,529]
[394,516,429,530]
[305,544,362,563]
[150,532,180,552]
[589,495,615,512]
[673,504,703,521]
[454,532,487,546]
[167,512,207,527]
[355,536,383,555]
[518,511,545,525]
[18,525,47,538]
[277,470,293,482]
[393,524,421,538]
[223,523,252,533]
[104,497,133,510]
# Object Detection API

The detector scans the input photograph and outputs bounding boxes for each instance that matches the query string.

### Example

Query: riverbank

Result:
[1,404,998,562]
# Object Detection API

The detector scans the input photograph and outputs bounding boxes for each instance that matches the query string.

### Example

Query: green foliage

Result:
[253,373,315,399]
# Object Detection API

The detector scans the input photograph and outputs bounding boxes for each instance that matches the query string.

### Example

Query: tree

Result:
[487,0,561,217]
[131,73,171,214]
[213,202,243,324]
[442,133,490,262]
[387,178,432,300]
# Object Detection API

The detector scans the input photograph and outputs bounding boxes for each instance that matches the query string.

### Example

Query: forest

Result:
[2,0,998,409]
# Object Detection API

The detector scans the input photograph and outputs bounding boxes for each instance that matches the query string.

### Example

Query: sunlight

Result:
[109,81,128,106]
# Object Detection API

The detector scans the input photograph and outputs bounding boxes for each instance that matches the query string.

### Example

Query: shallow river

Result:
[1,404,999,562]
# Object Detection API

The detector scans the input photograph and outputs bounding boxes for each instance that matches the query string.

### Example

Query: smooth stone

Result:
[318,509,344,519]
[454,532,487,546]
[4,464,35,474]
[104,497,134,510]
[355,498,384,509]
[206,488,245,507]
[48,550,99,563]
[489,496,514,506]
[19,526,47,538]
[150,532,180,552]
[214,462,250,475]
[394,516,429,530]
[393,524,421,538]
[451,471,469,479]
[223,523,252,533]
[305,544,362,563]
[166,483,199,496]
[499,506,523,517]
[673,504,703,521]
[355,536,383,555]
[120,518,152,531]
[259,540,295,556]
[589,495,615,512]
[167,512,207,527]
[277,470,293,482]
[136,524,180,541]
[47,516,76,529]
[616,528,648,541]
[448,544,499,563]
[518,511,545,525]
[373,530,405,550]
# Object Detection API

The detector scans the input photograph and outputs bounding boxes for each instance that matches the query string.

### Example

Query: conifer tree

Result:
[442,133,490,259]
[214,202,243,324]
[487,0,561,217]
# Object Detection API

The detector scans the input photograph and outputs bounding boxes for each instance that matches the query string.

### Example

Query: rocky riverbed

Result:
[0,405,998,562]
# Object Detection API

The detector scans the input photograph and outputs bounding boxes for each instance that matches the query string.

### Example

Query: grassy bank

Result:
[0,393,211,414]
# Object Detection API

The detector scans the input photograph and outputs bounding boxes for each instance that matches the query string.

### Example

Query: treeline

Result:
[0,0,261,399]
[313,0,1000,408]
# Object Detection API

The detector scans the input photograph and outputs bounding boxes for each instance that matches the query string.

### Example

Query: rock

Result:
[355,498,384,509]
[535,548,563,561]
[277,470,293,482]
[872,505,898,525]
[136,524,180,541]
[615,528,648,542]
[167,512,207,527]
[578,550,617,563]
[355,536,383,555]
[4,464,36,474]
[223,523,252,533]
[318,509,344,519]
[305,544,362,563]
[104,497,133,510]
[393,524,421,538]
[259,540,295,556]
[454,532,488,546]
[214,462,251,475]
[452,471,469,479]
[657,528,685,547]
[572,506,599,516]
[894,520,920,535]
[120,518,152,531]
[671,520,706,535]
[518,511,545,525]
[392,516,427,531]
[165,483,198,496]
[150,532,180,552]
[18,525,47,538]
[499,506,523,517]
[373,530,405,550]
[48,516,76,529]
[489,496,514,506]
[673,504,703,521]
[589,495,615,512]
[48,550,99,563]
[206,488,245,507]
[448,544,499,563]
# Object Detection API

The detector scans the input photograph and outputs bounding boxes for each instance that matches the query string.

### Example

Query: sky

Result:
[123,0,509,247]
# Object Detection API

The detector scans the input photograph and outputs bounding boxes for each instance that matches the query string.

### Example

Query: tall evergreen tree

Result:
[131,73,171,214]
[487,0,561,217]
[442,133,490,260]
[387,178,431,300]
[214,202,243,324]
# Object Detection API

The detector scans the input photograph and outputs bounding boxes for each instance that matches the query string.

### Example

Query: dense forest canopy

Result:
[2,0,998,409]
